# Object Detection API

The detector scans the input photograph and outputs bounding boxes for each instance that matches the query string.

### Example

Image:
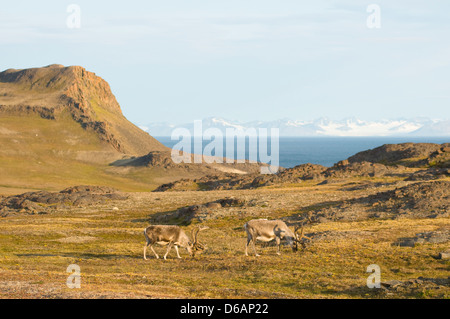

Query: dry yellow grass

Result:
[0,187,448,299]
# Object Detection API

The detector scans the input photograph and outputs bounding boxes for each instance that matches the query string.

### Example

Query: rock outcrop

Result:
[299,181,450,223]
[0,185,128,216]
[347,143,450,168]
[0,64,167,156]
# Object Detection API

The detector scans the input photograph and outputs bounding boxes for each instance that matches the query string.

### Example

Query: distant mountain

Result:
[408,120,450,136]
[139,117,450,137]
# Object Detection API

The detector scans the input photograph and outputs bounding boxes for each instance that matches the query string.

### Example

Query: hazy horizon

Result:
[137,116,450,137]
[138,115,450,126]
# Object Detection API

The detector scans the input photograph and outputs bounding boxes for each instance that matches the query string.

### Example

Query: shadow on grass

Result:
[16,252,141,260]
[128,209,192,226]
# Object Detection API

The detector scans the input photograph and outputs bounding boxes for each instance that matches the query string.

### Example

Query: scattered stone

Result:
[301,181,450,224]
[394,230,450,247]
[304,230,374,243]
[214,197,246,207]
[405,168,450,181]
[324,161,406,179]
[438,251,450,260]
[377,277,449,296]
[396,238,416,247]
[381,280,403,289]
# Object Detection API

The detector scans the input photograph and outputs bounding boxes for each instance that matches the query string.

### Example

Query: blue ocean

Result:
[154,136,449,168]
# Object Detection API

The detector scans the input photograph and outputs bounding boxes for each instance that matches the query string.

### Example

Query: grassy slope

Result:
[0,113,201,194]
[0,186,448,299]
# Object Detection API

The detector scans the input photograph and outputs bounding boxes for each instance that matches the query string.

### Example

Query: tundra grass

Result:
[0,190,448,299]
[0,114,207,193]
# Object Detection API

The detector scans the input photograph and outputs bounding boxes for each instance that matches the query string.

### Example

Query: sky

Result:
[1,0,450,125]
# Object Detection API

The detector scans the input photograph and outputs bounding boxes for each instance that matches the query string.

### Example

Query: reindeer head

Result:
[273,224,302,252]
[188,226,209,257]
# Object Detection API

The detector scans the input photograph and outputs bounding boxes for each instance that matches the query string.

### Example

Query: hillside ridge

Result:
[0,64,166,155]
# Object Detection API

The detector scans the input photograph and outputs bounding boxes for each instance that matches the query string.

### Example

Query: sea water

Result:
[154,136,449,168]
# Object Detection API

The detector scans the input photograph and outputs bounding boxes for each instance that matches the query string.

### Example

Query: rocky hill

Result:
[0,64,166,155]
[0,65,263,192]
[347,143,450,168]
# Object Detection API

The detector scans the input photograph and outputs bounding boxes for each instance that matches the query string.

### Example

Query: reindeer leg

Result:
[275,237,281,255]
[174,245,182,259]
[245,236,251,256]
[163,242,174,260]
[144,242,149,260]
[150,244,160,259]
[252,238,260,257]
[144,231,153,260]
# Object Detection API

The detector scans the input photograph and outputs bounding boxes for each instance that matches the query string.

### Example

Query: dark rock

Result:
[205,202,222,209]
[324,161,406,179]
[215,197,246,207]
[381,280,403,288]
[394,230,450,247]
[396,239,416,247]
[0,185,128,216]
[300,181,450,224]
[405,168,450,181]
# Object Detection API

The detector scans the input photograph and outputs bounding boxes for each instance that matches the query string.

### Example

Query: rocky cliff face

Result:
[0,64,167,155]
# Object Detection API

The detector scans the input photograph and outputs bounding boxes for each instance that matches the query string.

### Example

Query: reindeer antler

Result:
[192,226,209,250]
[293,222,309,249]
[294,221,307,241]
[293,225,301,236]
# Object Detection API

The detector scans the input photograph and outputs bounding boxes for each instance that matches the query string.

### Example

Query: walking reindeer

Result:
[244,219,306,256]
[144,225,208,260]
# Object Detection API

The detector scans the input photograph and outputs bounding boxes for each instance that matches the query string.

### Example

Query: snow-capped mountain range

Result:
[138,117,450,137]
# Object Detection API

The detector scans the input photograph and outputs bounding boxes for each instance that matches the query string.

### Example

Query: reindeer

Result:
[144,225,208,260]
[244,219,306,256]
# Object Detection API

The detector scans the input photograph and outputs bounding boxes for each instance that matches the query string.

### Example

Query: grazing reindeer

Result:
[244,219,305,256]
[144,225,208,260]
